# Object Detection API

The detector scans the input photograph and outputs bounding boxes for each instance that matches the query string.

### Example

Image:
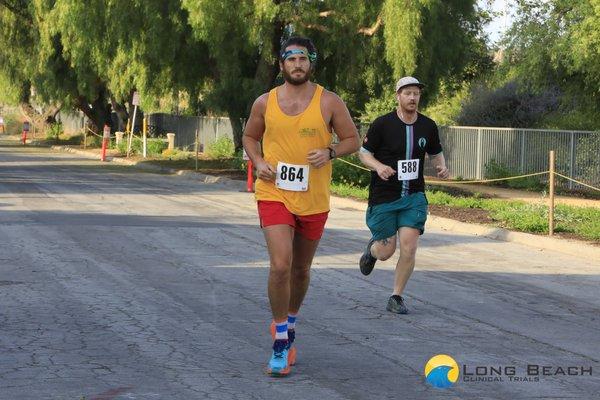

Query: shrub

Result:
[161,148,192,160]
[119,140,128,153]
[61,132,84,145]
[422,82,470,126]
[45,122,63,141]
[207,136,235,159]
[457,81,561,128]
[332,154,371,187]
[484,159,546,191]
[147,139,167,156]
[2,113,21,134]
[359,91,397,124]
[86,134,103,148]
[115,138,140,154]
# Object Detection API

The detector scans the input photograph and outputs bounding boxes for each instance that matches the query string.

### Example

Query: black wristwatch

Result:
[328,146,336,160]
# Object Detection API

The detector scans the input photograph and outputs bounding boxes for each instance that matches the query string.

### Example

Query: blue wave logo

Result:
[424,355,459,389]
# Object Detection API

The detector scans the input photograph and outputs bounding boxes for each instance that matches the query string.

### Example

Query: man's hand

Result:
[376,165,396,181]
[436,165,449,179]
[307,148,330,168]
[256,160,276,181]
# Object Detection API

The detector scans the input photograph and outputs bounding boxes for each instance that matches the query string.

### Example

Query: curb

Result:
[50,145,599,261]
[426,214,600,261]
[330,195,599,262]
[50,145,246,190]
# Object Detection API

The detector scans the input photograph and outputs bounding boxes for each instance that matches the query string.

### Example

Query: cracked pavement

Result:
[0,143,599,399]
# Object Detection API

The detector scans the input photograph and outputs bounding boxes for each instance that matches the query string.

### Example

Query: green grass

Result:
[332,183,600,241]
[141,157,241,170]
[331,183,369,200]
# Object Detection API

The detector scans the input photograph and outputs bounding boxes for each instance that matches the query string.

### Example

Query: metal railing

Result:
[69,110,596,193]
[147,114,237,151]
[437,126,599,191]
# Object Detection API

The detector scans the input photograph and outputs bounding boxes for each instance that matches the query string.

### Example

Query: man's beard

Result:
[282,67,311,85]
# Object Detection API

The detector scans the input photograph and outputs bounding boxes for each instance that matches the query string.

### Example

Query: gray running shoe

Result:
[359,239,377,275]
[386,295,408,314]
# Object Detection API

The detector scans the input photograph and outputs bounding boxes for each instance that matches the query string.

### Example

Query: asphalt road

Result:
[1,143,599,400]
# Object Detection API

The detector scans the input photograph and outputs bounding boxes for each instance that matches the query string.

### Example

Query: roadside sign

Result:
[243,149,250,161]
[103,125,111,139]
[132,91,140,106]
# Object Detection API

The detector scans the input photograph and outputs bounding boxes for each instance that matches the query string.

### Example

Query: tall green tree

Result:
[184,0,488,144]
[47,0,208,130]
[0,1,62,128]
[497,0,600,128]
[182,0,287,148]
[504,0,600,100]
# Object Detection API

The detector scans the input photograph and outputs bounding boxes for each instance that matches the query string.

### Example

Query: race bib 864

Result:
[276,162,309,191]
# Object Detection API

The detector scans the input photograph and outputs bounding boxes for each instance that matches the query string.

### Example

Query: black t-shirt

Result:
[362,111,443,206]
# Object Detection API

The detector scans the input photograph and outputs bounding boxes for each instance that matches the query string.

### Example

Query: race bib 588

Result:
[397,159,420,181]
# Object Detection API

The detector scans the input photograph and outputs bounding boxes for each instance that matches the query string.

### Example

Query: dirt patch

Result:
[426,184,496,199]
[428,205,496,225]
[551,232,600,246]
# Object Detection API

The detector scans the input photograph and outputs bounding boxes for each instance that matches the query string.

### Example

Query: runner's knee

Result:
[398,240,418,260]
[374,237,396,260]
[269,260,291,283]
[290,263,310,282]
[378,246,396,261]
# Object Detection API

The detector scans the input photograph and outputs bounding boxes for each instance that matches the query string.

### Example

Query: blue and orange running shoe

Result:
[270,321,297,365]
[267,339,290,377]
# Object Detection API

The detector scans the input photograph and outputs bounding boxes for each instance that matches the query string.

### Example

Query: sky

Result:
[480,0,515,44]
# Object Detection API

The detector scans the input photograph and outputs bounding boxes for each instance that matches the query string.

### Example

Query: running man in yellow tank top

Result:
[243,36,360,376]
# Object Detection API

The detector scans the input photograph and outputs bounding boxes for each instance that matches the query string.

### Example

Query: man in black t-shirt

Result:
[358,76,449,314]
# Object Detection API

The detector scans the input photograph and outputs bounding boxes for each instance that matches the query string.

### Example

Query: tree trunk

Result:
[75,87,112,134]
[17,81,62,133]
[227,111,244,151]
[110,95,128,132]
[19,102,62,132]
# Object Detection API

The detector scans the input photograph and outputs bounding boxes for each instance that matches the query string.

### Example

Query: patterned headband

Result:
[281,48,317,63]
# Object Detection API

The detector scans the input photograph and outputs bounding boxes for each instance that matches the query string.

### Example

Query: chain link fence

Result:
[147,114,238,151]
[438,126,599,191]
[60,110,598,192]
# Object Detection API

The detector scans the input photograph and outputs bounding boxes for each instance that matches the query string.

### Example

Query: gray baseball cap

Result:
[395,76,425,92]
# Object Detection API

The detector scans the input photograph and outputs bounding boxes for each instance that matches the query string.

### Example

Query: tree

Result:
[504,0,599,100]
[498,0,600,128]
[2,0,491,139]
[183,0,488,144]
[182,0,286,148]
[0,1,62,129]
[47,0,209,131]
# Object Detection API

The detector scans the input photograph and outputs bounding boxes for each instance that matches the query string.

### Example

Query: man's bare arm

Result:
[358,149,396,181]
[242,94,276,181]
[328,93,360,157]
[307,91,360,168]
[429,152,449,179]
[242,94,267,164]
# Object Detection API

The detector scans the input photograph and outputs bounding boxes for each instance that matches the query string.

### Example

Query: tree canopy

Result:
[1,0,494,140]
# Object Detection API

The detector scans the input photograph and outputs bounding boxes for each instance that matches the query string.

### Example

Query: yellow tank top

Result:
[255,84,332,215]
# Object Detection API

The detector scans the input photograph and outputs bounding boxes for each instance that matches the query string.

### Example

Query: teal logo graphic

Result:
[418,137,427,148]
[425,355,459,389]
